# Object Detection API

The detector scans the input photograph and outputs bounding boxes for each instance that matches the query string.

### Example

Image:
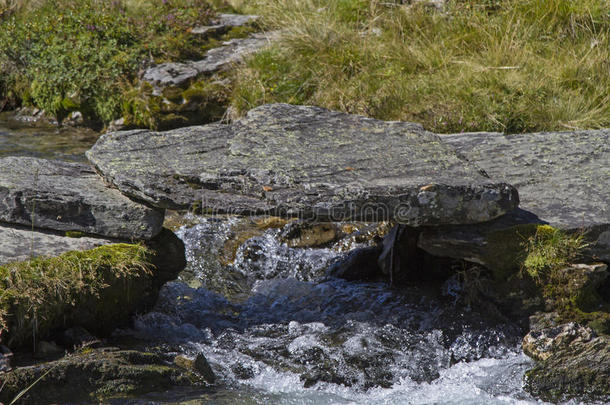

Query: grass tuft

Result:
[523,225,589,284]
[0,244,152,347]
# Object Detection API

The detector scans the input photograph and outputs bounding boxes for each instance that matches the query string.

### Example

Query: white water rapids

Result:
[115,216,596,405]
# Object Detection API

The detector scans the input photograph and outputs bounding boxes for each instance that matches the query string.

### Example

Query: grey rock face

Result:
[0,223,114,265]
[0,348,206,404]
[142,33,273,95]
[523,322,597,362]
[418,130,610,269]
[0,157,164,239]
[523,323,610,402]
[440,130,609,230]
[87,104,518,226]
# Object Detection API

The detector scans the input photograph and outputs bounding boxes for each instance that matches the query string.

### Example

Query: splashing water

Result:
[121,216,580,405]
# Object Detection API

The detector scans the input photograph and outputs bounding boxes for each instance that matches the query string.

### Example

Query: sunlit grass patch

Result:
[230,0,610,133]
[0,243,152,347]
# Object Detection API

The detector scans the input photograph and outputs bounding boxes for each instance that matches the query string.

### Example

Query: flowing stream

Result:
[0,113,97,162]
[114,216,561,405]
[0,120,595,404]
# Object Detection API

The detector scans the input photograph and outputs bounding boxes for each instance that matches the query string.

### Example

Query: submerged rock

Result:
[523,323,610,402]
[0,347,206,404]
[327,246,382,281]
[87,104,518,226]
[0,156,164,240]
[279,220,342,248]
[174,353,216,383]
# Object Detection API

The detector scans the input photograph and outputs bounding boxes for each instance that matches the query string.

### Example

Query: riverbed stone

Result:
[523,323,610,402]
[0,156,164,240]
[0,347,206,404]
[174,353,216,383]
[418,130,610,270]
[87,104,518,226]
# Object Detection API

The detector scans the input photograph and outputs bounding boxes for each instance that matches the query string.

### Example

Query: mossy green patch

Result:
[0,243,152,347]
[523,225,589,283]
[162,86,186,104]
[64,230,85,238]
[482,223,540,280]
[122,75,230,130]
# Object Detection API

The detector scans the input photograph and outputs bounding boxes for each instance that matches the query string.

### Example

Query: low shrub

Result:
[0,0,215,123]
[523,225,588,284]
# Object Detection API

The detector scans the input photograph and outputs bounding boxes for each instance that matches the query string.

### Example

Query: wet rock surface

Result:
[523,323,610,402]
[0,222,114,264]
[87,104,518,226]
[417,208,545,277]
[0,156,164,240]
[0,347,207,404]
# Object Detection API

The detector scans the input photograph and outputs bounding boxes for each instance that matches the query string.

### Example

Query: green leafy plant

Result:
[0,0,214,123]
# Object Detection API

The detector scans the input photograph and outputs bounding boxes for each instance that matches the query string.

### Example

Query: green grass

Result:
[523,225,588,283]
[229,0,610,133]
[0,0,215,123]
[522,225,610,334]
[0,244,151,347]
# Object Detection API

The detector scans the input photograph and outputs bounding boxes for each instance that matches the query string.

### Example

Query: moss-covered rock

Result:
[0,228,185,348]
[121,76,231,130]
[0,347,206,404]
[539,263,610,335]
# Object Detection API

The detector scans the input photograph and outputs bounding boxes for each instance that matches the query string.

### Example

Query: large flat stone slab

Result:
[0,157,164,239]
[0,223,113,265]
[440,130,609,230]
[418,130,610,270]
[87,104,518,226]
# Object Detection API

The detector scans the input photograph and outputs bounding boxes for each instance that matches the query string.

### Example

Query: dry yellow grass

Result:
[230,0,610,133]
